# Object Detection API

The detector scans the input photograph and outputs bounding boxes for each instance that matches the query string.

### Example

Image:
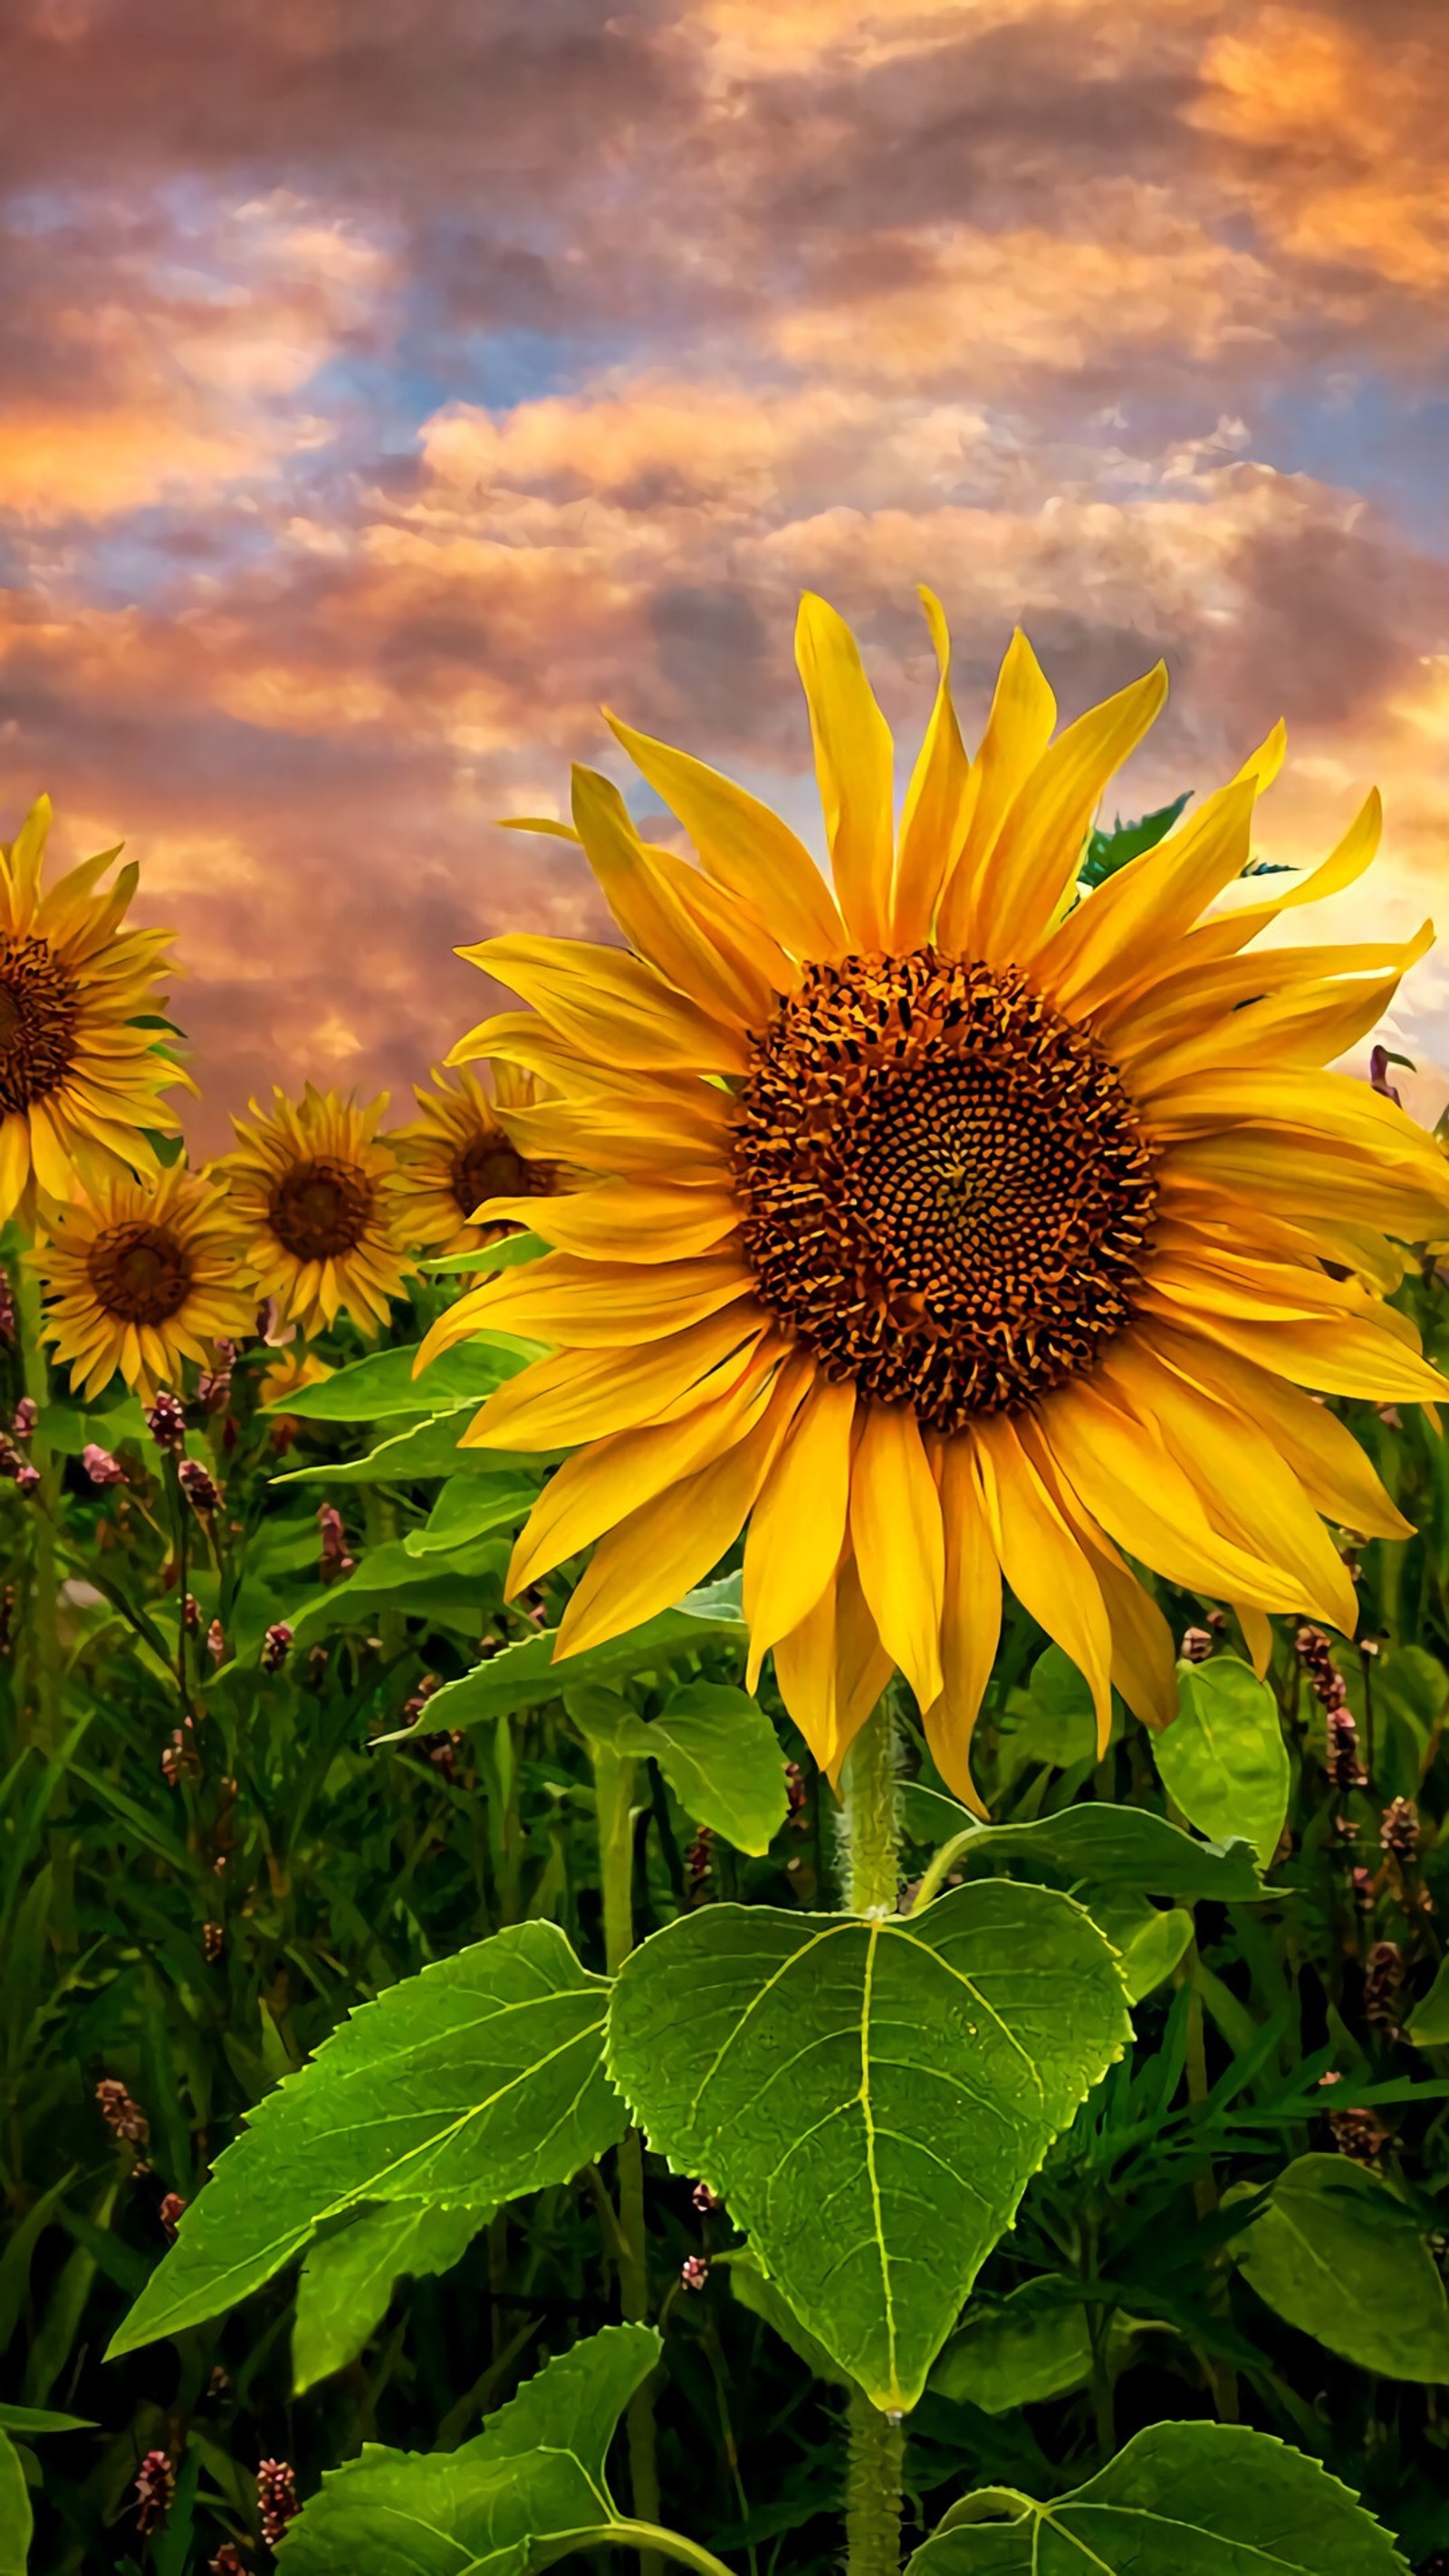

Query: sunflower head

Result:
[392,1062,561,1258]
[216,1083,417,1341]
[0,796,188,1227]
[424,589,1449,1810]
[33,1161,259,1405]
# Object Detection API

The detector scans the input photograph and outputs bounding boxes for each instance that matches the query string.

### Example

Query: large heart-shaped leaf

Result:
[907,2421,1406,2573]
[287,1537,512,1648]
[282,2323,659,2574]
[293,2202,490,2394]
[109,1922,622,2356]
[608,1889,1131,2408]
[1230,2153,1449,2380]
[1155,1658,1289,1868]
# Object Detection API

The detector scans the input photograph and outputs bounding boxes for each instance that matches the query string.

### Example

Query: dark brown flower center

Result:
[0,937,81,1113]
[268,1157,373,1262]
[452,1134,555,1224]
[731,948,1157,1427]
[88,1221,195,1326]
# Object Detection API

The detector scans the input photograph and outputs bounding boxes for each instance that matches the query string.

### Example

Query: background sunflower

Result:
[427,590,1449,1808]
[0,795,188,1226]
[216,1082,416,1341]
[33,1160,257,1404]
[391,1062,560,1258]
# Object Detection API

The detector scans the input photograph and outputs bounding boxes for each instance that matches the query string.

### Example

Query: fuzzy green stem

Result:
[846,2387,906,2576]
[13,1258,61,1753]
[842,1697,907,2576]
[592,1739,662,2568]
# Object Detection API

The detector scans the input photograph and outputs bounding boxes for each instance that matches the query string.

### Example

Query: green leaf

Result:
[286,1538,510,1648]
[929,2278,1126,2415]
[1407,1954,1449,2046]
[273,1415,539,1490]
[375,1578,748,1745]
[0,2426,32,2576]
[421,1232,549,1276]
[0,2407,93,2436]
[571,1681,787,1856]
[269,1340,527,1422]
[402,1469,544,1555]
[721,2249,851,2389]
[907,1802,1264,1902]
[1230,2153,1449,2380]
[607,1889,1131,2408]
[907,2421,1407,2572]
[281,2323,659,2574]
[293,2202,489,2393]
[1155,1658,1289,1868]
[34,1394,149,1456]
[1086,1894,1195,2004]
[108,1922,624,2356]
[1080,792,1193,889]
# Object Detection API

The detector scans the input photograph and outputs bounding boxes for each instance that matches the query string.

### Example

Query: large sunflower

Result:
[392,1062,561,1257]
[0,795,187,1225]
[217,1084,417,1341]
[34,1162,258,1404]
[421,592,1449,1805]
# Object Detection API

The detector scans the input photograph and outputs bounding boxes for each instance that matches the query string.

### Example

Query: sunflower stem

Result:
[13,1254,62,1754]
[592,1737,662,2571]
[841,1696,907,2576]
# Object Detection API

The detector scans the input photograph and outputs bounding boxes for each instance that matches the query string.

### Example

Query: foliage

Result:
[5,1240,1449,2573]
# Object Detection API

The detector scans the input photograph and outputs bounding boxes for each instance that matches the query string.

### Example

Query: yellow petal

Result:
[459,1308,769,1451]
[1236,1605,1274,1678]
[552,1363,808,1656]
[848,1402,945,1710]
[1139,1298,1449,1408]
[1097,1339,1358,1636]
[921,1436,999,1812]
[974,658,1169,966]
[1165,1130,1449,1246]
[457,935,749,1076]
[744,1372,855,1687]
[1142,1317,1409,1540]
[772,1564,841,1773]
[1035,774,1257,1014]
[486,1180,740,1265]
[509,1338,786,1592]
[830,1552,897,1785]
[1129,939,1431,1096]
[417,1251,753,1361]
[794,592,895,951]
[571,765,783,1027]
[27,1101,76,1201]
[497,1093,732,1186]
[1025,1427,1179,1734]
[605,709,847,962]
[891,587,971,948]
[1037,1375,1308,1613]
[5,795,52,928]
[936,630,1056,953]
[974,1413,1114,1753]
[0,1116,33,1221]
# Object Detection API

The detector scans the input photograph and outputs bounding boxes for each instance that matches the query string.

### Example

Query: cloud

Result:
[2,0,1448,1141]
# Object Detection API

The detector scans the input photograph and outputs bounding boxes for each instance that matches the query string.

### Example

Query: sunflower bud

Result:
[158,2190,187,2242]
[203,1919,225,1963]
[96,2075,149,2148]
[12,1396,36,1442]
[1364,1938,1405,2031]
[82,1442,127,1486]
[679,2254,709,2292]
[317,1502,354,1583]
[1180,1625,1214,1663]
[206,1618,226,1667]
[1381,1797,1422,1864]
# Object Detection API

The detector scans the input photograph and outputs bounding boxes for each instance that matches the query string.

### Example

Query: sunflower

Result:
[33,1161,258,1404]
[217,1084,417,1341]
[421,591,1449,1806]
[0,795,188,1226]
[392,1062,561,1257]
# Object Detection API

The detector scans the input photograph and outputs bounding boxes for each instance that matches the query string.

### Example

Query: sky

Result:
[2,0,1448,1152]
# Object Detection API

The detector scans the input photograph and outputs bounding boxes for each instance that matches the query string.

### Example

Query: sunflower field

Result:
[5,594,1449,2576]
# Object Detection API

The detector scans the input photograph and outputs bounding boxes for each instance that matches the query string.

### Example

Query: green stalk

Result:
[592,1738,662,2571]
[841,1697,907,2576]
[13,1257,61,1754]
